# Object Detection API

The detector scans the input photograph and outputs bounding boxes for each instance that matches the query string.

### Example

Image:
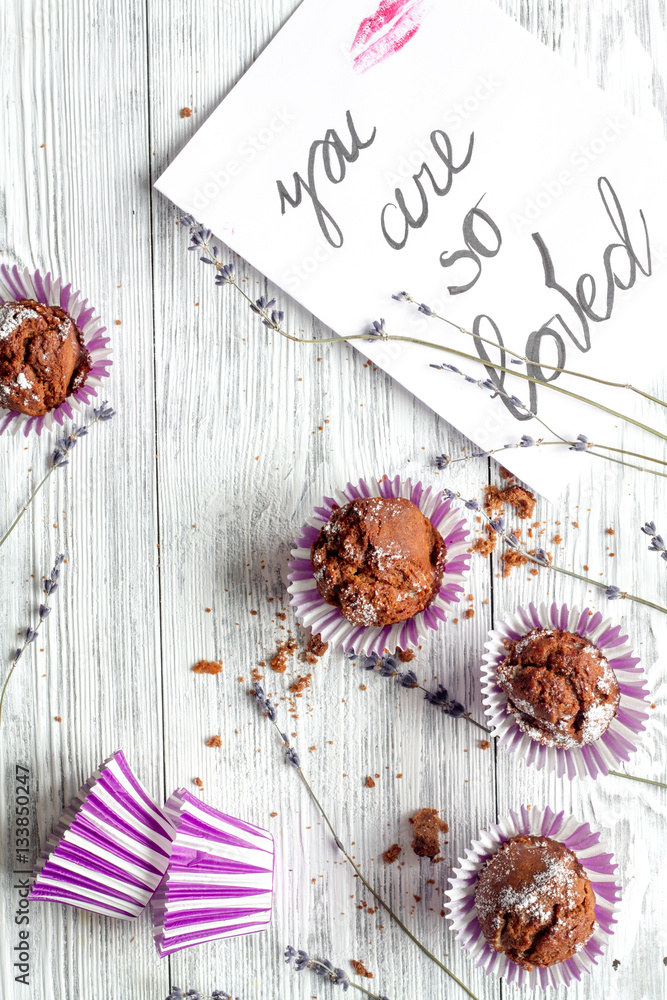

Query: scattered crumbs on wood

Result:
[180,107,193,117]
[206,735,222,748]
[464,608,474,619]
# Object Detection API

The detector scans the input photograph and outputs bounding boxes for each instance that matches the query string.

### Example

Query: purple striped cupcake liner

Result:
[29,751,175,920]
[480,601,650,780]
[151,788,275,957]
[0,264,112,437]
[287,475,470,657]
[445,805,621,990]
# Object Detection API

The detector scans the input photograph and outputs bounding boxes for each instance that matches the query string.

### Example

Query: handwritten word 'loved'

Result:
[475,177,651,419]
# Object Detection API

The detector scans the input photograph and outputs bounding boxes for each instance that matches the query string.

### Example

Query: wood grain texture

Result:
[0,1,666,999]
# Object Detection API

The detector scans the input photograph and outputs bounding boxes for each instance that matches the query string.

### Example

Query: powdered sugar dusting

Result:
[0,302,39,342]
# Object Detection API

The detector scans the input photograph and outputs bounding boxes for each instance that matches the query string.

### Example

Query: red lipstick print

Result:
[351,0,427,74]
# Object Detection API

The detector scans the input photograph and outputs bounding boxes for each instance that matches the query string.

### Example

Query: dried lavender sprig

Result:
[641,522,667,563]
[285,946,389,999]
[430,366,667,479]
[0,403,116,550]
[182,218,667,445]
[250,689,480,1000]
[0,553,65,727]
[445,488,667,617]
[347,652,490,735]
[397,291,667,410]
[166,990,239,1000]
[435,434,667,479]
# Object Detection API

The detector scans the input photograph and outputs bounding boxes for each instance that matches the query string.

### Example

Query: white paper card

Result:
[156,0,667,500]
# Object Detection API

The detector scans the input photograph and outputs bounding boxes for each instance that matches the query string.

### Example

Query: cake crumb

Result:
[472,524,497,558]
[54,716,61,723]
[480,739,490,750]
[464,608,474,619]
[206,735,222,748]
[270,811,278,817]
[350,960,373,979]
[192,659,222,675]
[289,673,312,694]
[484,483,536,520]
[396,647,415,662]
[383,843,401,865]
[180,106,193,117]
[271,637,298,673]
[365,776,376,788]
[193,777,204,788]
[299,632,329,664]
[410,808,448,860]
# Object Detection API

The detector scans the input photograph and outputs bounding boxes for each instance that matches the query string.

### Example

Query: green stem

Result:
[270,721,480,1000]
[226,275,667,444]
[609,771,667,789]
[0,468,54,549]
[412,296,667,409]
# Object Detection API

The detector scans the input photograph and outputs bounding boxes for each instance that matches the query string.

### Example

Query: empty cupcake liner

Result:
[287,475,470,657]
[0,264,112,437]
[445,805,621,991]
[151,788,275,956]
[480,601,650,780]
[29,750,175,919]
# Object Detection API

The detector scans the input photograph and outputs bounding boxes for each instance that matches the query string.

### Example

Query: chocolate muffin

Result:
[0,299,91,416]
[310,496,445,627]
[497,628,619,749]
[475,834,596,970]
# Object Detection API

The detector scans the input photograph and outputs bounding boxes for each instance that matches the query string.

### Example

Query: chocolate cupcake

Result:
[474,834,596,970]
[497,628,620,749]
[0,299,91,417]
[310,496,446,627]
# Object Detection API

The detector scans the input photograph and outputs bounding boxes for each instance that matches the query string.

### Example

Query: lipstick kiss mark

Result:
[351,0,427,74]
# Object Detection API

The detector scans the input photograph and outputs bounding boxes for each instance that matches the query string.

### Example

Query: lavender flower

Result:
[286,948,388,996]
[392,291,409,301]
[423,685,465,718]
[93,401,116,422]
[570,434,589,452]
[434,453,450,469]
[215,263,235,285]
[641,521,667,561]
[367,318,388,341]
[605,586,623,600]
[520,435,535,447]
[251,682,277,723]
[351,653,470,724]
[418,303,433,316]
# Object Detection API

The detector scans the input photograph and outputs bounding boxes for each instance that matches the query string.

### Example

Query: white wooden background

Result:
[1,1,666,998]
